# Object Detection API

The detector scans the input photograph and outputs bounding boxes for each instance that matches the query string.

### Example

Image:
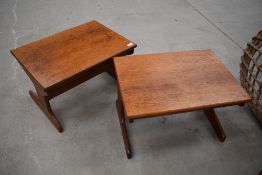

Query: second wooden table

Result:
[114,49,251,159]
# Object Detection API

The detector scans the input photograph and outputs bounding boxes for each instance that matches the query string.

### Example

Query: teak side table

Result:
[114,50,251,159]
[11,20,137,132]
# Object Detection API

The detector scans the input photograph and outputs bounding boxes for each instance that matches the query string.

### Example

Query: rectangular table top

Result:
[114,50,251,119]
[11,20,136,89]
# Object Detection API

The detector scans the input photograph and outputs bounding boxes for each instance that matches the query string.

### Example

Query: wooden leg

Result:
[29,90,63,132]
[203,108,226,142]
[116,99,132,159]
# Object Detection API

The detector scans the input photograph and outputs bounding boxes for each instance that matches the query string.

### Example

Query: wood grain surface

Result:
[11,20,136,89]
[114,50,251,119]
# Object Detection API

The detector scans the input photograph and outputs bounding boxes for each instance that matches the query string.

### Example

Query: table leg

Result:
[29,90,63,132]
[203,108,226,142]
[116,99,132,159]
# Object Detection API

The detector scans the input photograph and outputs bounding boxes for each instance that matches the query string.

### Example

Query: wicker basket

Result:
[240,30,262,123]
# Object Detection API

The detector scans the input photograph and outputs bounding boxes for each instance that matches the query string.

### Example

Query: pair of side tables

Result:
[11,20,251,159]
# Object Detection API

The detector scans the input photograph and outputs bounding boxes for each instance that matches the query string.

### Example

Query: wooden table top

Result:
[114,49,251,119]
[11,20,136,89]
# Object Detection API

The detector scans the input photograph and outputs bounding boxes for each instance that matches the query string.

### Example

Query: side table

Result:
[114,50,251,158]
[11,20,137,132]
